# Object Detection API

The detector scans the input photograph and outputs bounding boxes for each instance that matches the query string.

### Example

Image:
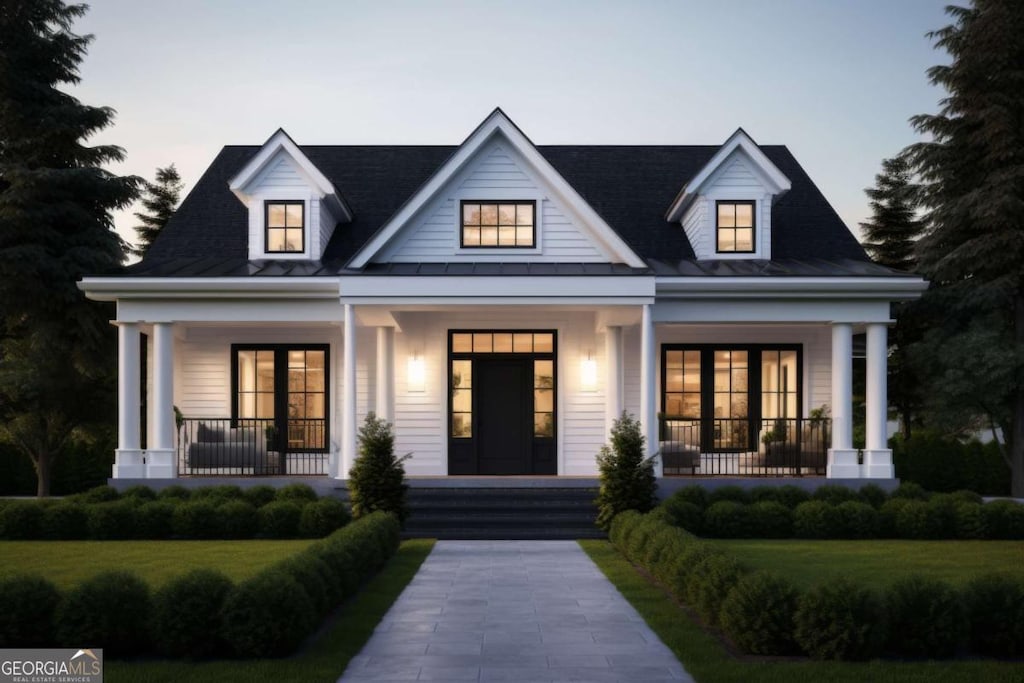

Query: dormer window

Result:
[716,201,755,253]
[461,201,535,248]
[265,201,304,253]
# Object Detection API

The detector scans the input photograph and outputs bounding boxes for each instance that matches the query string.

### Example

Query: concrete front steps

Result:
[403,485,604,540]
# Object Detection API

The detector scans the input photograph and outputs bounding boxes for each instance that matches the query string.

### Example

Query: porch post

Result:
[147,322,177,478]
[605,325,623,436]
[640,305,662,476]
[827,322,859,478]
[114,322,145,478]
[863,323,894,478]
[376,326,395,422]
[341,303,357,480]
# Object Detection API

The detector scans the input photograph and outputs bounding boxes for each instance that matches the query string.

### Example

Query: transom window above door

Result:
[460,201,535,248]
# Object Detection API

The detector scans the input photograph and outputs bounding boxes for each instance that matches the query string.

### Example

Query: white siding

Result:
[254,155,307,188]
[379,141,607,264]
[681,198,708,258]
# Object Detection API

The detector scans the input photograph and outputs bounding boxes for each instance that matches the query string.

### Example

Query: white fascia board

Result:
[666,128,792,222]
[228,129,353,221]
[347,109,646,269]
[79,277,342,301]
[653,299,894,324]
[339,275,655,300]
[655,276,928,300]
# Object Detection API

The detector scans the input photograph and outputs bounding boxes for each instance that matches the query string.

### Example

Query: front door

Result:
[476,358,532,475]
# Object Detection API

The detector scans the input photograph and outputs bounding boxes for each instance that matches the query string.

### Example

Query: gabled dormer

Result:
[228,129,352,261]
[665,128,791,260]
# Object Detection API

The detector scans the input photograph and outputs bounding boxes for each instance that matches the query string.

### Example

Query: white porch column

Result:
[376,326,395,422]
[640,305,662,476]
[605,325,623,436]
[114,323,145,478]
[827,322,859,478]
[340,303,357,480]
[863,323,894,478]
[147,322,177,478]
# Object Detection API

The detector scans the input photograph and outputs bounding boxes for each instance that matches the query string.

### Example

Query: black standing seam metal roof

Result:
[128,144,900,278]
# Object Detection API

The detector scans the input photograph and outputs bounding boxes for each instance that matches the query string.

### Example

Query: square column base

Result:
[861,449,895,479]
[113,449,146,479]
[145,449,177,479]
[827,448,861,479]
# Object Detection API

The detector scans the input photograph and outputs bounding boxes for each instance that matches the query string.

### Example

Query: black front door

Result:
[476,358,532,475]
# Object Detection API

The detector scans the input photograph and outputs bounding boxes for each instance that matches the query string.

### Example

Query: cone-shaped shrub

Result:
[349,413,410,525]
[594,413,656,530]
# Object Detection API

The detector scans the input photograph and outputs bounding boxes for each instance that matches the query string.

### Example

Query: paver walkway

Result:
[338,540,694,683]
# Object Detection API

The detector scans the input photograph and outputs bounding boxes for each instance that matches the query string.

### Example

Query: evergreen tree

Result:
[349,413,411,524]
[131,164,182,258]
[594,413,656,531]
[907,0,1024,495]
[0,1,140,495]
[859,155,927,438]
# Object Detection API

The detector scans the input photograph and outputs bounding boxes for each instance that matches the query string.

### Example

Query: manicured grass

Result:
[580,540,1022,683]
[709,539,1024,589]
[0,540,315,588]
[104,539,435,683]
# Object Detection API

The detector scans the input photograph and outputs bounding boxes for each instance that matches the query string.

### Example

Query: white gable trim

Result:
[348,109,646,269]
[229,129,352,221]
[665,128,791,222]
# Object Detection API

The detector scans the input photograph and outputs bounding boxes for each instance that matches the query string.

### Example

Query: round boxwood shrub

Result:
[660,496,704,534]
[961,573,1024,657]
[258,501,302,538]
[794,578,885,660]
[878,497,913,538]
[0,575,62,647]
[220,570,317,657]
[120,485,157,502]
[314,542,361,597]
[56,571,151,657]
[0,501,44,539]
[895,500,944,540]
[668,485,709,511]
[772,485,812,510]
[152,569,233,658]
[925,495,960,538]
[41,502,89,540]
[136,501,176,539]
[954,501,988,539]
[275,483,318,506]
[667,542,721,601]
[686,552,744,626]
[812,485,858,506]
[892,481,930,501]
[78,485,120,504]
[749,501,792,538]
[172,500,221,539]
[835,501,879,539]
[625,514,661,562]
[641,525,681,569]
[885,575,963,658]
[950,489,983,505]
[242,485,277,508]
[857,484,889,509]
[299,498,351,538]
[708,485,750,506]
[982,500,1024,540]
[609,510,643,549]
[720,571,800,655]
[276,555,332,618]
[87,500,137,540]
[704,501,750,538]
[192,485,245,503]
[218,500,258,539]
[793,501,841,539]
[648,529,689,584]
[157,485,192,501]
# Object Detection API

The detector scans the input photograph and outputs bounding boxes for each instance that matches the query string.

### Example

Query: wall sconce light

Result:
[408,354,426,393]
[581,351,598,392]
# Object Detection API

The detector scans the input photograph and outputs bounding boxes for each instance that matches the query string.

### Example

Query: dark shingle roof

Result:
[135,143,876,277]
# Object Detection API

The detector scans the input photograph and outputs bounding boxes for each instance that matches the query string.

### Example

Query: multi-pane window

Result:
[716,201,755,253]
[713,350,749,449]
[451,359,472,438]
[461,201,535,248]
[534,360,554,437]
[265,201,304,253]
[450,331,553,354]
[664,350,701,418]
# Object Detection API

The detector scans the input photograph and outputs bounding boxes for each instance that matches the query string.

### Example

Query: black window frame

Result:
[715,200,756,254]
[230,343,330,453]
[264,200,306,254]
[459,200,537,249]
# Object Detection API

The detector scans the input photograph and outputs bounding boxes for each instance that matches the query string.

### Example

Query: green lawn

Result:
[581,540,1022,683]
[709,539,1024,589]
[104,539,435,683]
[0,540,316,588]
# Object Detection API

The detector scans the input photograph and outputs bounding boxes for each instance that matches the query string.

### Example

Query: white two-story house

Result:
[80,109,925,484]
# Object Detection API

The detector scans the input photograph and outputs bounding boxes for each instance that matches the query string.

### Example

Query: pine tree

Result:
[907,0,1024,495]
[0,1,140,496]
[131,164,182,258]
[594,413,656,531]
[349,413,411,524]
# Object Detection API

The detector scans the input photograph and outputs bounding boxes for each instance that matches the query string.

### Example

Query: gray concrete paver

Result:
[337,540,695,683]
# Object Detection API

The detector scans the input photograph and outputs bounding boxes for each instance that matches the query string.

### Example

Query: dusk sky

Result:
[73,0,952,251]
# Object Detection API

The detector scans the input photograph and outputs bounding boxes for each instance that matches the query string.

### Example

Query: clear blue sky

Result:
[73,0,952,250]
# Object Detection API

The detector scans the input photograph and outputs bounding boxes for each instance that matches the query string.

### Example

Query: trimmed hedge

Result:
[892,432,1010,495]
[56,571,152,657]
[720,571,800,655]
[885,575,963,658]
[0,575,61,647]
[794,578,885,660]
[152,569,233,658]
[961,574,1024,658]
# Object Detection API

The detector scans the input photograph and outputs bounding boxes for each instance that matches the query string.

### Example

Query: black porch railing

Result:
[178,418,328,476]
[659,416,830,476]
